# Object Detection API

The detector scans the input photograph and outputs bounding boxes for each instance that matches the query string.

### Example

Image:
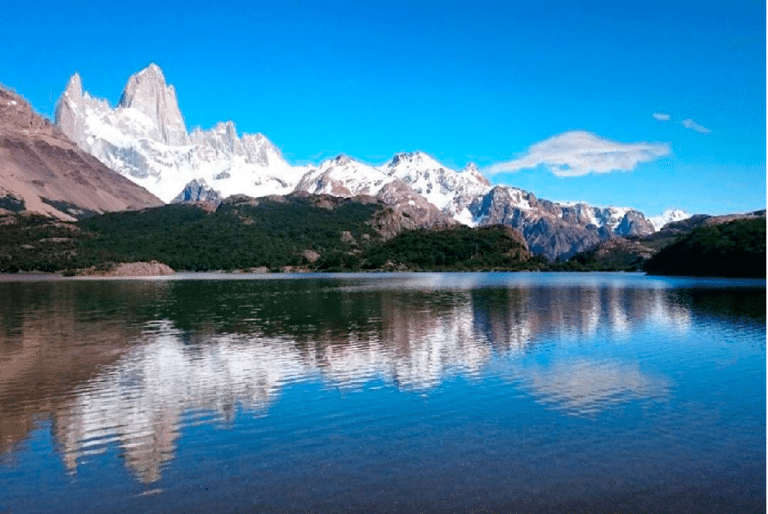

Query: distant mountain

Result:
[295,154,393,197]
[649,209,690,231]
[468,187,658,258]
[0,87,161,221]
[566,209,766,274]
[55,64,661,259]
[380,152,490,224]
[648,209,766,240]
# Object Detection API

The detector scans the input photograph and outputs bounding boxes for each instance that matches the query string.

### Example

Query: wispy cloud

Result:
[653,112,671,121]
[681,118,711,134]
[485,131,671,177]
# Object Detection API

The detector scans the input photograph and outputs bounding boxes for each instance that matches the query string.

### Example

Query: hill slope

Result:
[0,87,162,221]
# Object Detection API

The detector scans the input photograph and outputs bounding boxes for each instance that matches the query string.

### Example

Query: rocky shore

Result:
[78,261,175,277]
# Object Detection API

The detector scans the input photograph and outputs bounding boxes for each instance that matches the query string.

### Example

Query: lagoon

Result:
[1,272,765,512]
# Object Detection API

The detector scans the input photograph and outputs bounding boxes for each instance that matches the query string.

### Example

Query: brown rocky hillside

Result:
[0,87,161,220]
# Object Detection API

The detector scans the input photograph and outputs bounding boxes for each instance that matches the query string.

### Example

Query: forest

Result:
[0,197,763,277]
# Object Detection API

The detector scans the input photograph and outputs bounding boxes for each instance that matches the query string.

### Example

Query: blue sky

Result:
[1,0,764,216]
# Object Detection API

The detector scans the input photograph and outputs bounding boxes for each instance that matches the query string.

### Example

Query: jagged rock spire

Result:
[64,72,83,98]
[118,64,188,146]
[55,72,88,147]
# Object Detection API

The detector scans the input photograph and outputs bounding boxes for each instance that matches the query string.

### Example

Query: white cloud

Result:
[681,118,711,134]
[485,131,671,177]
[653,112,671,121]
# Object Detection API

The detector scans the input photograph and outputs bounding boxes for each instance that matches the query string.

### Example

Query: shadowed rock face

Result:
[469,186,654,260]
[0,87,162,221]
[616,210,655,236]
[372,180,457,239]
[172,178,223,205]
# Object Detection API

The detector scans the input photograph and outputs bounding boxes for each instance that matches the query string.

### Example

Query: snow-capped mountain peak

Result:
[461,163,479,174]
[650,209,690,231]
[188,120,282,167]
[385,151,443,170]
[380,151,490,222]
[460,163,490,186]
[329,154,354,166]
[295,154,393,197]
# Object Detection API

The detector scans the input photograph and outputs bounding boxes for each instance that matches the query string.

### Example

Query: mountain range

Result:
[0,64,698,260]
[51,64,691,259]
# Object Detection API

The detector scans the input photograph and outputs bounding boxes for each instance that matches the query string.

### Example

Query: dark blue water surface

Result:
[0,272,764,513]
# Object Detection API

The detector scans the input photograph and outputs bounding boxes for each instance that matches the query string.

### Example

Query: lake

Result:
[0,272,764,513]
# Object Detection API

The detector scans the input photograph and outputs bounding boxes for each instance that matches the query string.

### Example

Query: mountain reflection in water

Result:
[0,273,764,487]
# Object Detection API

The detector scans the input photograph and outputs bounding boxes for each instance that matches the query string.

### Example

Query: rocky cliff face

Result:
[171,178,222,204]
[469,186,654,260]
[55,73,97,150]
[615,210,655,236]
[0,87,161,221]
[117,64,189,146]
[372,179,457,238]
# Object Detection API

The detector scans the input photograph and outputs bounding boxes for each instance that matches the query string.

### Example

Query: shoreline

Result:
[0,270,765,286]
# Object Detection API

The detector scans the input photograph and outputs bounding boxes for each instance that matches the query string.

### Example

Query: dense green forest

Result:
[77,197,381,271]
[0,197,764,277]
[0,214,81,272]
[644,218,766,278]
[359,225,538,272]
[563,243,647,272]
[0,197,538,273]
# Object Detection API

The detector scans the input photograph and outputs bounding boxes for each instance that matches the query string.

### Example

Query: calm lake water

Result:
[0,272,764,513]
